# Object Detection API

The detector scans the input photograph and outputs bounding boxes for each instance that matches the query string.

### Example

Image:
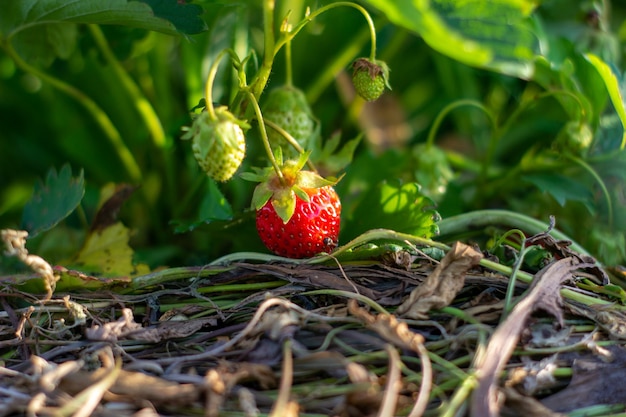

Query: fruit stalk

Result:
[246,92,284,181]
[204,49,240,120]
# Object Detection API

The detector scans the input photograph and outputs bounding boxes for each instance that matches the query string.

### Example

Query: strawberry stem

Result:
[263,119,319,173]
[246,92,284,182]
[276,2,378,62]
[204,49,241,121]
[248,0,276,101]
[285,38,293,87]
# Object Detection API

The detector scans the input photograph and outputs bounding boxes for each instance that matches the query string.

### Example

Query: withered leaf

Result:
[396,241,483,319]
[348,299,425,352]
[471,256,596,417]
[60,368,198,406]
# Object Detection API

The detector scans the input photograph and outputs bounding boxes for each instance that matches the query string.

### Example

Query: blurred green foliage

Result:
[1,0,625,268]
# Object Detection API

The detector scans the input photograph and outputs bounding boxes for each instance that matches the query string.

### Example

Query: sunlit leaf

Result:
[21,164,85,237]
[74,222,149,276]
[341,180,440,240]
[585,54,626,150]
[363,0,539,78]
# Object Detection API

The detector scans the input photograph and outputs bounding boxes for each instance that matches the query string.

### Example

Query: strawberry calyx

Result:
[242,151,340,224]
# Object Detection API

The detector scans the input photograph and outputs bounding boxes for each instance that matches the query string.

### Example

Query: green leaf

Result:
[413,144,454,201]
[311,132,363,176]
[522,173,594,211]
[2,0,206,66]
[171,179,233,233]
[1,0,205,37]
[74,222,149,277]
[21,164,85,237]
[136,0,207,35]
[342,180,440,240]
[585,54,626,150]
[364,0,538,78]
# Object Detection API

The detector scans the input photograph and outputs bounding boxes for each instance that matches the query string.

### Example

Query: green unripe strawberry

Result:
[182,106,248,182]
[554,121,593,155]
[262,86,316,159]
[351,58,390,102]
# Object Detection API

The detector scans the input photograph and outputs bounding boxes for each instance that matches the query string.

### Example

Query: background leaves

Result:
[0,0,625,267]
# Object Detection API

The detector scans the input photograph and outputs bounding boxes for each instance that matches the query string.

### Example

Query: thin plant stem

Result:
[249,1,377,101]
[490,229,528,318]
[269,339,294,417]
[440,374,477,417]
[263,119,318,171]
[87,25,166,148]
[409,342,433,417]
[249,0,276,100]
[301,289,389,315]
[204,49,240,120]
[437,209,591,256]
[285,38,293,87]
[87,24,176,210]
[279,2,377,60]
[566,153,613,227]
[246,91,284,180]
[426,99,497,148]
[378,345,402,417]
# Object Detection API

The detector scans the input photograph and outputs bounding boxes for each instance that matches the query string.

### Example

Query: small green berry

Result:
[262,86,316,159]
[182,107,247,182]
[554,121,593,155]
[351,58,390,102]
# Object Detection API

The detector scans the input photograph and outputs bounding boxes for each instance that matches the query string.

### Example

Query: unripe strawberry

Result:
[554,121,593,155]
[182,106,248,182]
[351,58,390,102]
[262,86,316,159]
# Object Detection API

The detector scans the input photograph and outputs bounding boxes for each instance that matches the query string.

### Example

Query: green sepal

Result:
[297,170,337,189]
[293,186,310,203]
[374,59,392,90]
[271,189,296,224]
[274,146,284,166]
[251,182,273,210]
[240,171,267,182]
[215,106,251,130]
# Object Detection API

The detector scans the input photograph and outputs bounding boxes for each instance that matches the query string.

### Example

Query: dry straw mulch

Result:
[2,234,626,417]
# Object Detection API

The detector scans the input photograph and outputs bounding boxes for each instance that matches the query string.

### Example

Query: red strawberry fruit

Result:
[256,185,341,258]
[243,152,342,258]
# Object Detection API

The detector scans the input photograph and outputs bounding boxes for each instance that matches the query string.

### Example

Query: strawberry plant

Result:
[2,1,626,416]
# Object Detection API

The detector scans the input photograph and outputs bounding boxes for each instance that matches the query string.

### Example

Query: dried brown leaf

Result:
[126,317,217,343]
[90,184,137,232]
[348,300,425,351]
[85,308,142,341]
[396,242,483,319]
[471,257,596,417]
[60,367,198,406]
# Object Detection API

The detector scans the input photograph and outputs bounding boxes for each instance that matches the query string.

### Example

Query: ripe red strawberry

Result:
[243,153,342,258]
[256,186,341,258]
